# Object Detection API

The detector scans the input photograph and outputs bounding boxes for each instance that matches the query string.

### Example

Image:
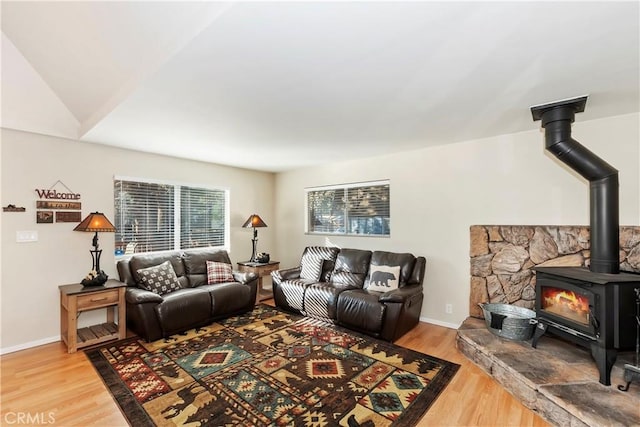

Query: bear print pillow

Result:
[367,265,400,292]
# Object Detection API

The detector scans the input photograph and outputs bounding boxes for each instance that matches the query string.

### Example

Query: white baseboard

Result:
[420,316,461,330]
[0,335,61,355]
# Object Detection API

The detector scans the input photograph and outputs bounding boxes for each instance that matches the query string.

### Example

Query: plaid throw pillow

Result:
[206,261,234,284]
[137,260,182,296]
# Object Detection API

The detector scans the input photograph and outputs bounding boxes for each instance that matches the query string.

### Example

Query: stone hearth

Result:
[457,318,640,427]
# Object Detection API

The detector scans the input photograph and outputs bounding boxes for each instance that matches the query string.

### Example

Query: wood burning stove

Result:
[529,96,639,386]
[533,267,639,385]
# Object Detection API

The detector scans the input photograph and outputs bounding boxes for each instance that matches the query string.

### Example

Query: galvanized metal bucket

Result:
[479,303,537,341]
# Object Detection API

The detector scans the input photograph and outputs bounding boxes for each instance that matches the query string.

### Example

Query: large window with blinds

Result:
[305,180,390,236]
[114,178,228,256]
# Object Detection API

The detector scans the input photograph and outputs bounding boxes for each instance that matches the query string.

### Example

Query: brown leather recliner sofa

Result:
[271,246,425,341]
[117,248,258,342]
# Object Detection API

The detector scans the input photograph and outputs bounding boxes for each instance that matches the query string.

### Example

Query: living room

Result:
[2,2,639,426]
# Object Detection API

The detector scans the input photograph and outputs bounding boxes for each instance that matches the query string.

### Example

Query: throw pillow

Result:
[300,257,324,281]
[367,265,401,292]
[137,260,182,295]
[206,260,234,284]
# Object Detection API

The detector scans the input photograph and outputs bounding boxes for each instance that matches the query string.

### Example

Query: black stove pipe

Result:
[531,96,619,274]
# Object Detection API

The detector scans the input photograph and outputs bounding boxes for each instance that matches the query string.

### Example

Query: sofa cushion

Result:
[183,248,232,287]
[200,282,253,316]
[330,248,372,288]
[330,272,358,287]
[336,290,386,333]
[304,282,350,320]
[137,260,182,295]
[154,288,211,336]
[275,279,315,313]
[367,265,400,292]
[206,261,234,284]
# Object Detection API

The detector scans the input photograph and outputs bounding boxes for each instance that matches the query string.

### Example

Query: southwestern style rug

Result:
[86,305,459,427]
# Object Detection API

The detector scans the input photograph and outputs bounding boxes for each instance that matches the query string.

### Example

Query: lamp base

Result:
[81,271,108,287]
[255,253,270,263]
[250,237,258,262]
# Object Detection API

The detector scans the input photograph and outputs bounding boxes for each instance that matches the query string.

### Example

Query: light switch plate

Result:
[16,230,38,242]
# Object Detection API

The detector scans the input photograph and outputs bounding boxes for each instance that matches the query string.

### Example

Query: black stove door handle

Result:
[589,306,599,331]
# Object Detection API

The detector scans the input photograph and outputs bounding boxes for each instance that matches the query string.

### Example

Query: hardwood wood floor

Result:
[1,303,550,426]
[396,323,549,427]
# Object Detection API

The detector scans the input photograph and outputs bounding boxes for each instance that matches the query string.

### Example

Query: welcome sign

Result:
[35,189,81,200]
[35,180,82,223]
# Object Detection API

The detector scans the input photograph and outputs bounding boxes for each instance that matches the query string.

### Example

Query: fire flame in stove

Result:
[542,288,590,325]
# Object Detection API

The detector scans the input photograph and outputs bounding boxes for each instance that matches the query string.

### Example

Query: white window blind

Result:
[306,181,390,236]
[114,178,228,255]
[180,186,226,249]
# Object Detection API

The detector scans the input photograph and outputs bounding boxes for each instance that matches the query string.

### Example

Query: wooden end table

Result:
[59,279,127,353]
[237,261,280,302]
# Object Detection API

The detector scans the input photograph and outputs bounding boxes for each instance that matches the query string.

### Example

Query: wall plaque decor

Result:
[37,201,81,210]
[3,204,26,212]
[36,211,54,223]
[56,211,82,223]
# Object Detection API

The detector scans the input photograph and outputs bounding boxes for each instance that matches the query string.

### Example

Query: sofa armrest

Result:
[233,271,258,285]
[378,284,422,303]
[408,256,426,286]
[271,266,302,285]
[125,287,164,304]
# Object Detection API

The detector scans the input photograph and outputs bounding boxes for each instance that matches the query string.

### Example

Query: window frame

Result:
[304,180,390,237]
[113,176,230,258]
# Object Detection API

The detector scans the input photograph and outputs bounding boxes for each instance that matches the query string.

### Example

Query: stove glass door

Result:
[540,286,590,326]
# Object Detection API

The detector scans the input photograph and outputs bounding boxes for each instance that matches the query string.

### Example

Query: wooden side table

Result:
[59,279,127,353]
[237,261,280,302]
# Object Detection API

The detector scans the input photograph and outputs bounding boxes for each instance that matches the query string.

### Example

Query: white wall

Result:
[274,113,640,328]
[2,113,638,351]
[0,128,275,352]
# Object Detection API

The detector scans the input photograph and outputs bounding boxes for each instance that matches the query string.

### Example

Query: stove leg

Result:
[590,344,617,386]
[531,322,547,349]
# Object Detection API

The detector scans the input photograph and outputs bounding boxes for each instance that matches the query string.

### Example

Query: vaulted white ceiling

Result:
[2,1,639,172]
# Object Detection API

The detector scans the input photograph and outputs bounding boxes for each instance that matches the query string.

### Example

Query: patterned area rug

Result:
[86,305,459,426]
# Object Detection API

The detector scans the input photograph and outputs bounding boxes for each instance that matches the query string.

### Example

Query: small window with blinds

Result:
[306,180,390,236]
[114,178,228,256]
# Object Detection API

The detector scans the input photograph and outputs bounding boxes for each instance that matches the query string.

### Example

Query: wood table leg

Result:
[67,296,78,353]
[117,288,126,339]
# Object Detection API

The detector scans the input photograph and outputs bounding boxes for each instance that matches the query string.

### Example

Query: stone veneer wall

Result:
[469,225,640,318]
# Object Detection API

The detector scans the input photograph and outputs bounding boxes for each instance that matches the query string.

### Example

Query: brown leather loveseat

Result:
[271,246,425,341]
[117,248,258,342]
